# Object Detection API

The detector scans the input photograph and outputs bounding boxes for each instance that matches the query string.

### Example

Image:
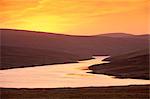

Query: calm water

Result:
[0,56,150,88]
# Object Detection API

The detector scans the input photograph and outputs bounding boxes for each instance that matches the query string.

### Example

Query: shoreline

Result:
[88,71,149,80]
[1,85,149,99]
[0,61,78,70]
[88,63,149,80]
[0,57,94,70]
[88,52,149,80]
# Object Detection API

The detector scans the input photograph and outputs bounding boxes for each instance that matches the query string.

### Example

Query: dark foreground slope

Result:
[1,85,149,99]
[89,49,150,80]
[0,29,149,69]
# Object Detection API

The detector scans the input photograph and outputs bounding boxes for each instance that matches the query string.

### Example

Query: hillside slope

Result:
[89,49,149,80]
[0,29,149,69]
[1,29,149,56]
[0,46,85,69]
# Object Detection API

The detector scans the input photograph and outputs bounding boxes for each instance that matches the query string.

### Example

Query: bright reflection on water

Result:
[0,56,150,88]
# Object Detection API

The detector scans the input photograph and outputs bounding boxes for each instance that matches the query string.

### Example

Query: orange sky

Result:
[0,0,149,35]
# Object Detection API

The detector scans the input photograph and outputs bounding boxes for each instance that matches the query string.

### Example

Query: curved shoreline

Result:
[1,57,94,70]
[88,54,149,80]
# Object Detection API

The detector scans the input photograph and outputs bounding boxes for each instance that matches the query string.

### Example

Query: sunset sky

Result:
[0,0,149,35]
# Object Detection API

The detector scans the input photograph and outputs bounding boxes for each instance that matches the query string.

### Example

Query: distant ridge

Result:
[99,33,136,37]
[0,28,149,69]
[1,28,149,55]
[0,28,94,37]
[0,28,71,36]
[1,28,149,37]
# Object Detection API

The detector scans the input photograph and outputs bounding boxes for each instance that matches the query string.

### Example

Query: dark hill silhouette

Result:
[1,29,149,55]
[98,33,150,39]
[99,33,135,37]
[89,49,149,80]
[0,45,83,70]
[1,85,149,99]
[0,29,149,69]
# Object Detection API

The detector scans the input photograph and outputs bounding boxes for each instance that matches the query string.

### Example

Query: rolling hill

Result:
[0,45,83,69]
[89,49,149,80]
[99,33,135,38]
[0,29,149,69]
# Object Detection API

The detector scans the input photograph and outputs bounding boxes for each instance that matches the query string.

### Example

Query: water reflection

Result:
[0,56,150,88]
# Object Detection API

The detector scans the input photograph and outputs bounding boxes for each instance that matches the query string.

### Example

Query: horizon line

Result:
[0,28,149,37]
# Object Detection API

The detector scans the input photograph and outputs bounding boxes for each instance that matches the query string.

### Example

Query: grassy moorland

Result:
[0,45,91,70]
[1,85,149,99]
[89,49,149,80]
[1,29,149,99]
[1,29,149,69]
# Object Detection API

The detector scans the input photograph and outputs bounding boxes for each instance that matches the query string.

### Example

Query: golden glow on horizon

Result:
[0,0,149,35]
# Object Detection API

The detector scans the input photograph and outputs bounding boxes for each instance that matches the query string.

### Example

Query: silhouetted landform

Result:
[89,49,149,80]
[1,85,149,99]
[1,45,90,70]
[99,33,150,39]
[99,33,135,37]
[0,29,149,69]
